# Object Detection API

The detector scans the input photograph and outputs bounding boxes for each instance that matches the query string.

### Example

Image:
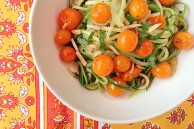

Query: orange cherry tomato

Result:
[117,30,138,52]
[173,31,194,50]
[107,76,127,97]
[129,0,149,20]
[151,62,172,79]
[136,39,154,57]
[113,55,131,72]
[55,29,72,45]
[92,54,114,76]
[60,46,76,62]
[91,3,111,24]
[159,0,175,6]
[121,67,142,82]
[58,8,82,30]
[147,15,166,30]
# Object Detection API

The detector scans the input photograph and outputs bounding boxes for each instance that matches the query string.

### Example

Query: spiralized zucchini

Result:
[68,0,188,98]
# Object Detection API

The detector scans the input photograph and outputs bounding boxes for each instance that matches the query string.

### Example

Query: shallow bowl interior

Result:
[30,0,194,123]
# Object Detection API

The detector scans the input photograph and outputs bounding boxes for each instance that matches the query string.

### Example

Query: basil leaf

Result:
[99,30,105,53]
[88,31,95,44]
[138,22,151,49]
[125,14,137,23]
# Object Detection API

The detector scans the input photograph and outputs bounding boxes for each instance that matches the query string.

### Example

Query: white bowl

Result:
[29,0,194,124]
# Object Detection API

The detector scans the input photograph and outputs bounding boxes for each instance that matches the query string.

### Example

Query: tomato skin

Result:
[113,55,131,72]
[58,8,82,30]
[159,0,175,6]
[173,31,194,50]
[91,3,111,24]
[129,0,149,20]
[107,76,127,97]
[121,67,142,82]
[60,46,76,62]
[147,15,166,30]
[55,29,72,45]
[92,54,114,76]
[151,62,172,79]
[117,30,138,52]
[136,39,154,57]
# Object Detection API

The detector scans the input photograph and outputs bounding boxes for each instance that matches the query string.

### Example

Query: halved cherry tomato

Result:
[58,8,82,30]
[91,3,111,24]
[129,0,149,20]
[147,15,166,30]
[151,62,172,79]
[55,29,71,45]
[113,55,131,72]
[121,67,142,82]
[60,46,76,62]
[92,54,114,76]
[173,31,194,50]
[159,0,175,6]
[107,76,127,97]
[117,30,138,52]
[136,39,154,57]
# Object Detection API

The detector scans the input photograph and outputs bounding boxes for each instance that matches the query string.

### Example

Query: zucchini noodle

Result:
[64,0,189,98]
[158,47,169,62]
[138,73,150,90]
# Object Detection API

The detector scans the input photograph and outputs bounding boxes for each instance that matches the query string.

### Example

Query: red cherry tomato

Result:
[55,29,71,45]
[136,39,154,57]
[159,0,175,6]
[60,46,76,62]
[58,8,82,30]
[147,15,166,30]
[121,67,142,82]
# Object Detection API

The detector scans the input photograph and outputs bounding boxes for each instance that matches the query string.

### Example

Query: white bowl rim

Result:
[29,0,194,124]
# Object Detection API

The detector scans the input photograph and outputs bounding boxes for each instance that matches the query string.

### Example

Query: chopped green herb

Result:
[99,30,105,53]
[138,22,151,48]
[88,31,95,44]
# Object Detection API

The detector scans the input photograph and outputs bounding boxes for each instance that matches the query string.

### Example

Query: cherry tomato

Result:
[121,67,142,82]
[58,8,82,30]
[117,30,138,52]
[55,29,71,45]
[136,39,154,57]
[129,0,149,20]
[147,15,166,30]
[91,3,111,24]
[107,76,127,97]
[151,62,172,79]
[60,46,76,62]
[92,54,114,76]
[159,0,175,6]
[173,31,194,50]
[113,55,131,72]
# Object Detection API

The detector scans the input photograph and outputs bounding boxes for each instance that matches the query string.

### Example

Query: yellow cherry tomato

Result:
[117,30,138,52]
[107,76,127,97]
[173,31,194,50]
[92,54,114,76]
[129,0,149,20]
[91,3,111,24]
[113,55,131,72]
[151,62,172,79]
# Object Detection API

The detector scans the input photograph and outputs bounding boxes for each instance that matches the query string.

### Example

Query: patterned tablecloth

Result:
[0,0,194,129]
